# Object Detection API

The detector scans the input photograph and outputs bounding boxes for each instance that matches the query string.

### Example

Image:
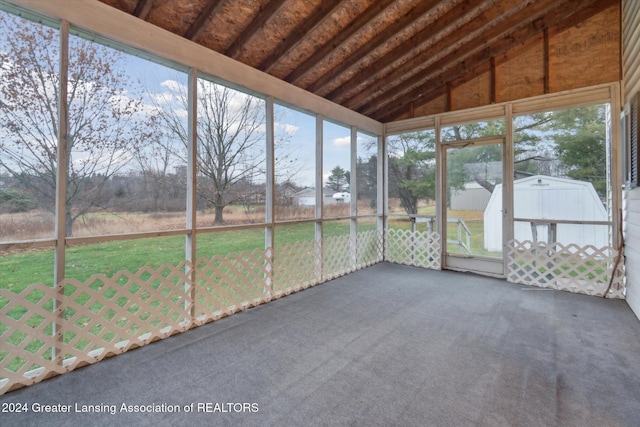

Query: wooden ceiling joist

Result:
[85,0,621,123]
[303,0,443,95]
[224,0,288,59]
[133,0,154,20]
[327,0,489,105]
[375,0,612,122]
[351,0,548,113]
[283,0,396,85]
[184,0,224,42]
[257,0,343,73]
[355,0,568,115]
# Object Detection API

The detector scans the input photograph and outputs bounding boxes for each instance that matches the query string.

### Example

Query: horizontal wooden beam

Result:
[5,0,382,134]
[258,0,343,73]
[184,0,224,42]
[350,0,551,113]
[303,0,442,94]
[327,0,489,105]
[377,0,613,122]
[224,0,288,59]
[284,0,396,85]
[133,0,154,20]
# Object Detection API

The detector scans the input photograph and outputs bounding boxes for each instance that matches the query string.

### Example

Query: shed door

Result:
[443,137,506,276]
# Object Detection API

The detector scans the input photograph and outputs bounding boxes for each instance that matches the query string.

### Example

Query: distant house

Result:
[332,192,351,204]
[293,188,338,206]
[450,182,491,211]
[451,161,501,211]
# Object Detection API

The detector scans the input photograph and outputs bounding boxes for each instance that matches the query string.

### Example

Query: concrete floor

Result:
[2,263,640,426]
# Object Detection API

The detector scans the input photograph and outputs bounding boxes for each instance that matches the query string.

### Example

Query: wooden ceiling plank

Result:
[304,0,442,94]
[224,0,289,59]
[327,0,488,104]
[133,0,154,20]
[258,0,343,73]
[374,0,613,122]
[355,0,565,115]
[284,0,396,85]
[184,0,225,41]
[345,0,541,111]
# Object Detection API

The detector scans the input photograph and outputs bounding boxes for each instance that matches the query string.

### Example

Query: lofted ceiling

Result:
[98,0,617,123]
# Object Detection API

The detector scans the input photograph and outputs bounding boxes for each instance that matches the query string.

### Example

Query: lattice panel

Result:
[193,249,269,324]
[272,239,318,297]
[385,229,441,270]
[0,260,193,395]
[60,263,192,370]
[507,240,625,298]
[323,234,352,280]
[356,229,383,269]
[0,284,60,393]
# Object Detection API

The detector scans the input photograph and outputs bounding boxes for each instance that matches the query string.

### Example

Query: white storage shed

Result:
[484,175,608,251]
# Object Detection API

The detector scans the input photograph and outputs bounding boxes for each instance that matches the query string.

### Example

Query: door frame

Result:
[440,135,510,277]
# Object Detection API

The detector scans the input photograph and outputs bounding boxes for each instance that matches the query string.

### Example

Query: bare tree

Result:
[0,14,157,236]
[157,78,289,224]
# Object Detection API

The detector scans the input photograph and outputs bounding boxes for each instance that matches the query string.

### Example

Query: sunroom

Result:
[1,0,640,424]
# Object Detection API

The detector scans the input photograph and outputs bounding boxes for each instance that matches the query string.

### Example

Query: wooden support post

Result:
[315,115,323,281]
[350,126,358,270]
[265,96,275,298]
[543,28,550,94]
[53,19,70,365]
[185,68,198,323]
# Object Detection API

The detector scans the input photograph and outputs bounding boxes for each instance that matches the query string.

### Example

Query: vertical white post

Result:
[610,83,623,249]
[53,20,69,364]
[503,105,514,277]
[350,126,357,270]
[378,134,386,261]
[315,115,323,281]
[265,96,275,299]
[435,117,444,269]
[185,68,198,324]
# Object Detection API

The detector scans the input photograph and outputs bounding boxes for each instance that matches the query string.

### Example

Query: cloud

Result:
[160,79,186,93]
[333,136,350,146]
[275,123,300,136]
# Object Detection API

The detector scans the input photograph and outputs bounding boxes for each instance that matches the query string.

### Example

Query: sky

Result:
[0,10,378,191]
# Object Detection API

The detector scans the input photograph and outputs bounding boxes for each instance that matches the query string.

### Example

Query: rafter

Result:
[344,0,541,112]
[327,0,488,105]
[374,0,613,122]
[304,0,442,95]
[284,0,396,85]
[133,0,154,20]
[184,0,225,41]
[224,0,288,59]
[258,0,343,74]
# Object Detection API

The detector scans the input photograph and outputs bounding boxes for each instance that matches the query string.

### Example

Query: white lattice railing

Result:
[385,228,441,270]
[507,240,625,298]
[356,229,383,269]
[1,231,383,394]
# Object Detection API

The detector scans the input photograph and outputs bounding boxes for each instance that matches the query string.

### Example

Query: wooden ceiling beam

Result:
[344,0,542,112]
[303,0,442,94]
[284,0,396,85]
[283,0,395,84]
[327,0,489,105]
[133,0,154,20]
[224,0,288,59]
[184,0,225,42]
[374,0,613,122]
[258,0,343,73]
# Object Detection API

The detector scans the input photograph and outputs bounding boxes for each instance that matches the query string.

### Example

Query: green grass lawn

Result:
[0,221,374,294]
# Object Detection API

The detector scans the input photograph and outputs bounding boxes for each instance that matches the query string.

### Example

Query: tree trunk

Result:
[214,205,224,224]
[65,211,74,238]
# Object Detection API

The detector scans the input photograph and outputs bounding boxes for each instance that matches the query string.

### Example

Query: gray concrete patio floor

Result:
[2,262,640,426]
